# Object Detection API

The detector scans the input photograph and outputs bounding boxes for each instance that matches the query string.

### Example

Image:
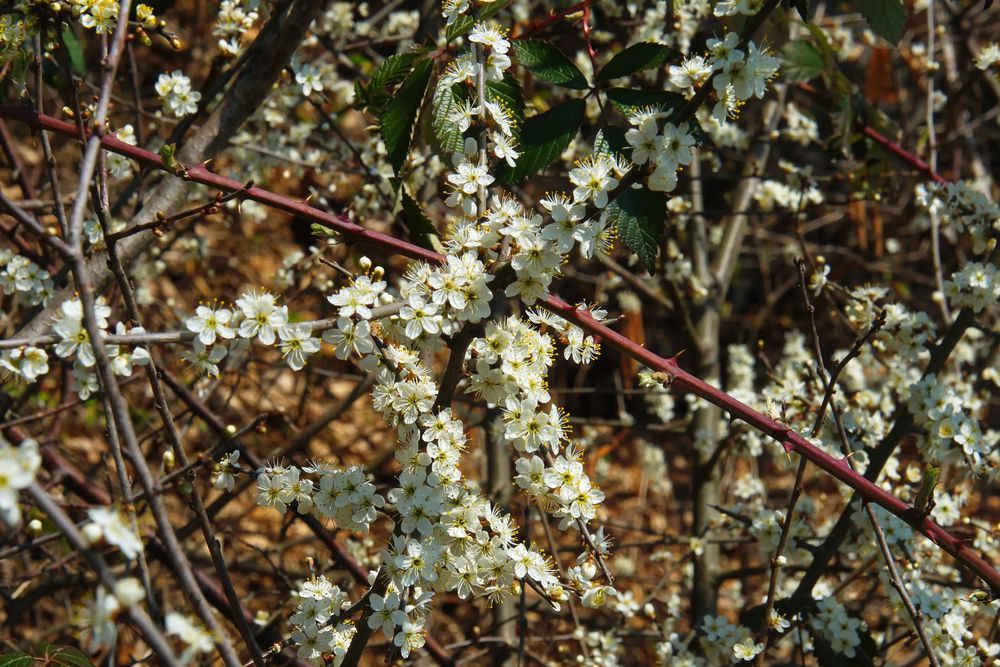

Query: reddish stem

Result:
[516,0,592,39]
[862,125,948,185]
[3,104,997,596]
[583,5,597,59]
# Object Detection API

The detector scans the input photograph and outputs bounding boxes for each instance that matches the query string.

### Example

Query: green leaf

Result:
[400,188,439,250]
[50,648,96,667]
[429,79,468,157]
[605,88,685,116]
[607,187,667,272]
[858,0,906,45]
[512,40,589,90]
[782,40,826,83]
[497,98,586,183]
[486,73,525,136]
[380,59,433,176]
[0,653,32,667]
[61,28,86,76]
[356,52,419,115]
[597,42,679,82]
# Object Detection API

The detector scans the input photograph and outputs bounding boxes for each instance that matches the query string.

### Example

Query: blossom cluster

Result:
[907,374,990,474]
[810,598,866,658]
[214,0,259,56]
[255,461,386,533]
[42,296,150,399]
[1,249,53,307]
[287,575,356,663]
[668,33,781,122]
[916,180,999,255]
[176,244,612,660]
[155,70,201,118]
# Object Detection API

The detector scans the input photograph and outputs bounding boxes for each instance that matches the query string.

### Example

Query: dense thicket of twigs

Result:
[1,1,999,666]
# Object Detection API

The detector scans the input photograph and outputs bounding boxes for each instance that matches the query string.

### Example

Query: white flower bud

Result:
[82,522,103,546]
[114,578,145,606]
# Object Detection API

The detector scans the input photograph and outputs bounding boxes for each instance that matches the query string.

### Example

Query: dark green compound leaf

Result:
[597,42,679,82]
[429,78,469,157]
[607,187,667,272]
[355,52,419,115]
[512,39,589,90]
[380,59,433,176]
[605,88,685,116]
[782,39,826,83]
[858,0,906,45]
[496,98,586,183]
[401,188,439,250]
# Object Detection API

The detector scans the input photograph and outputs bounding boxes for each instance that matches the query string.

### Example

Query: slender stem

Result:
[925,0,950,323]
[755,456,806,665]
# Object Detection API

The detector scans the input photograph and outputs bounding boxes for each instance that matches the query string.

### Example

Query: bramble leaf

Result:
[858,0,906,45]
[49,647,97,667]
[429,78,469,157]
[380,59,433,176]
[401,188,440,251]
[597,42,679,82]
[355,52,419,115]
[607,187,667,272]
[512,39,589,90]
[61,28,86,76]
[782,40,826,83]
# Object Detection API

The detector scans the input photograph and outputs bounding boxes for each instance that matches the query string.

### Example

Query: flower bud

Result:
[82,522,103,546]
[114,578,145,606]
